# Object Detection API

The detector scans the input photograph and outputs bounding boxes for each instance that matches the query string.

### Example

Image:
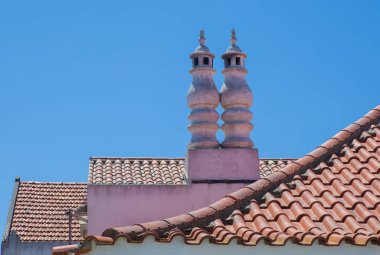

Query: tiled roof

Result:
[10,182,87,242]
[79,105,380,249]
[88,158,294,184]
[88,158,186,185]
[259,159,293,177]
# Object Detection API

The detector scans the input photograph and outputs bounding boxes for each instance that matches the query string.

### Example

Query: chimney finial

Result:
[199,29,206,46]
[230,28,237,46]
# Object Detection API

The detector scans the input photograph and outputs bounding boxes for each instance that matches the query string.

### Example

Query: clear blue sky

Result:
[1,0,379,231]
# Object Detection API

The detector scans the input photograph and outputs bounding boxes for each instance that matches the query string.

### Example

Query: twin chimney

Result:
[186,29,260,182]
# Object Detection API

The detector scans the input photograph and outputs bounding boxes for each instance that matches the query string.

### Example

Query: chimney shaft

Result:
[187,30,219,149]
[220,29,254,148]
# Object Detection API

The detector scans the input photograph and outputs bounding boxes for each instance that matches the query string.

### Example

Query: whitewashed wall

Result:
[86,236,379,255]
[1,231,76,255]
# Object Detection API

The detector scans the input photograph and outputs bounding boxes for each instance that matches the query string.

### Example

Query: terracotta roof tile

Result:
[79,105,380,249]
[88,158,294,184]
[10,182,87,242]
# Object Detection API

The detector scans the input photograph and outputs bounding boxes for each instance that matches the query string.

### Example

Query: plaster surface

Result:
[186,148,260,180]
[88,183,246,235]
[1,231,75,255]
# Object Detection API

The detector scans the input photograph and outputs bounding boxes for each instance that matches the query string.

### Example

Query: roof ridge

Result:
[90,157,185,160]
[89,157,294,160]
[20,181,87,185]
[259,158,296,160]
[99,105,380,239]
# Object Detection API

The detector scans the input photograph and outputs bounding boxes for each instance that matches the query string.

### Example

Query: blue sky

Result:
[0,0,379,231]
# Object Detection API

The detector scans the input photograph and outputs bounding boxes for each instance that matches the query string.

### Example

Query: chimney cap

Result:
[194,29,210,53]
[225,28,242,53]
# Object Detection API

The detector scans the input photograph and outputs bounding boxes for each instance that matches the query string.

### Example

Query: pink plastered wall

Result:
[88,183,247,235]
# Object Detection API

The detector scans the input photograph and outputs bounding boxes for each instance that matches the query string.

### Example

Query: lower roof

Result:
[8,182,87,242]
[88,158,294,185]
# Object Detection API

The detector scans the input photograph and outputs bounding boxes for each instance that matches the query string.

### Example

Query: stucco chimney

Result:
[186,29,260,182]
[187,30,220,149]
[220,29,254,148]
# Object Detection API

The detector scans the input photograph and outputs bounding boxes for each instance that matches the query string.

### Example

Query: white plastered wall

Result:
[86,236,379,255]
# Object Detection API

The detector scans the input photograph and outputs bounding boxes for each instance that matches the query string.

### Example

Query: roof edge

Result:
[52,237,113,255]
[19,181,87,185]
[52,244,80,255]
[2,177,21,242]
[101,105,380,239]
[89,157,296,161]
[89,157,185,160]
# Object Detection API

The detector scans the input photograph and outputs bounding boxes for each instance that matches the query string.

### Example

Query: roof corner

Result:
[2,177,21,243]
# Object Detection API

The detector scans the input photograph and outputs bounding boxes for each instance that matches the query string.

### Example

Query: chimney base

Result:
[186,148,260,181]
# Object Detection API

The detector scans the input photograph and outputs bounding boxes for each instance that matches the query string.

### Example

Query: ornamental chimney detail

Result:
[220,29,254,148]
[187,30,220,149]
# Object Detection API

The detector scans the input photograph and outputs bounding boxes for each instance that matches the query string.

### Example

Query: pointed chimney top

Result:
[230,28,237,45]
[199,29,206,45]
[194,29,210,53]
[226,28,242,53]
